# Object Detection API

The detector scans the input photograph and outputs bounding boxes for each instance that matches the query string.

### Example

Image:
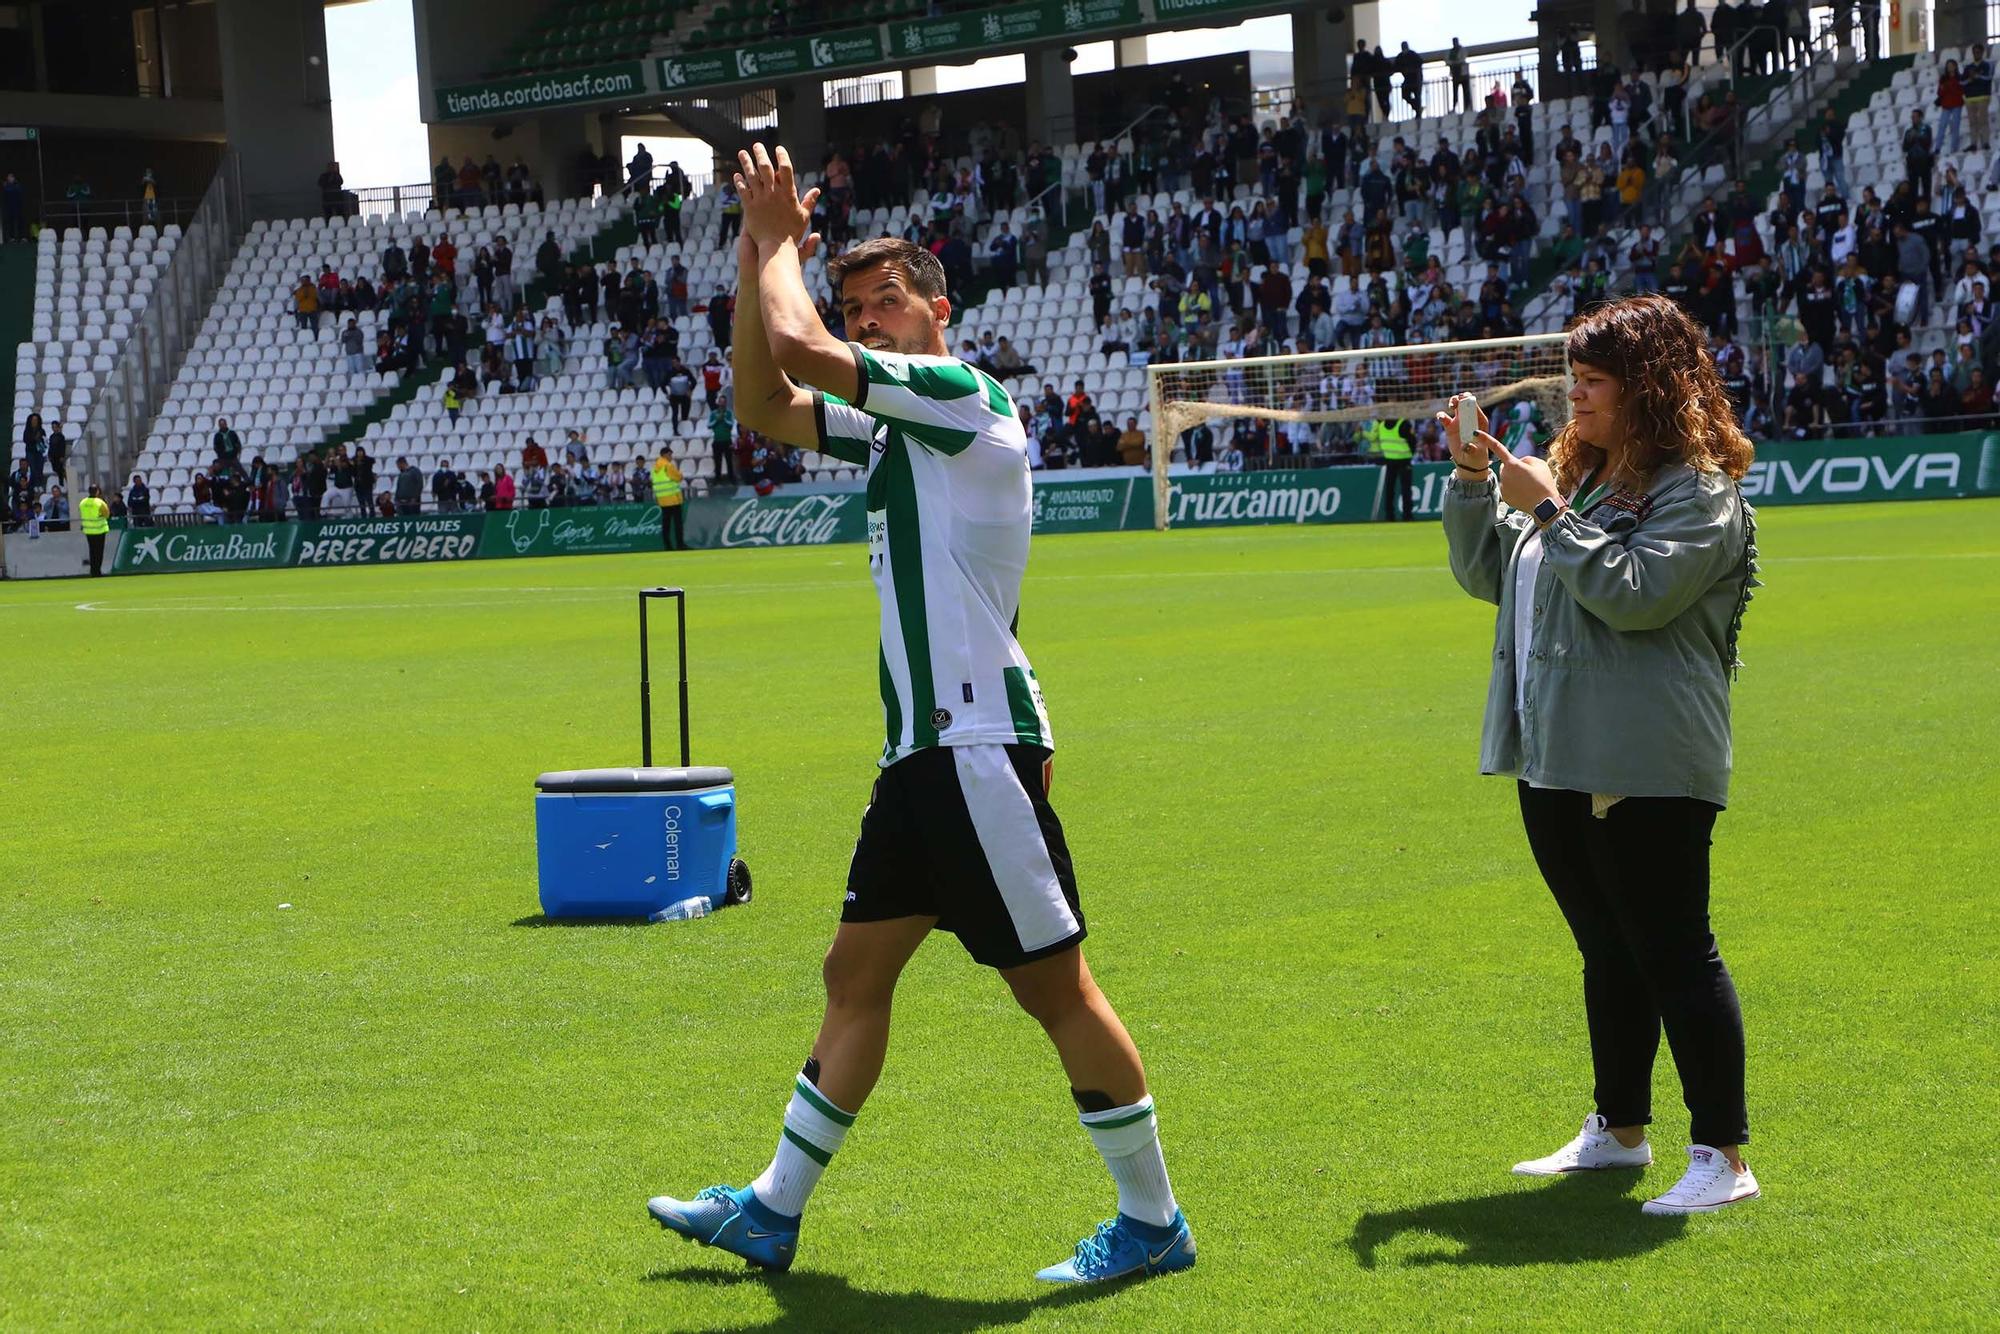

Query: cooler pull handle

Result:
[638,587,691,768]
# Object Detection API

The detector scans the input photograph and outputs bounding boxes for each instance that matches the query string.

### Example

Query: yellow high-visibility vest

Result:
[79,496,110,535]
[1363,420,1412,460]
[652,460,683,505]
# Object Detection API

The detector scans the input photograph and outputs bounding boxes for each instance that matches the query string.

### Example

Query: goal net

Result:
[1145,333,1572,529]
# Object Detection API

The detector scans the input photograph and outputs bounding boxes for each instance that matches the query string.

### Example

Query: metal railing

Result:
[825,78,899,109]
[74,153,243,500]
[1368,47,1597,127]
[40,195,210,232]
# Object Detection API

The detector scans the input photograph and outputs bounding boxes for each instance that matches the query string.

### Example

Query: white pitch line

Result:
[52,550,2000,614]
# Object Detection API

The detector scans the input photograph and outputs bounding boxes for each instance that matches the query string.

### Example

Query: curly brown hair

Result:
[1546,294,1755,494]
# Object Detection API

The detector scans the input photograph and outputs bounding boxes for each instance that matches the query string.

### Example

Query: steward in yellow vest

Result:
[1361,419,1417,522]
[653,451,685,552]
[80,484,111,576]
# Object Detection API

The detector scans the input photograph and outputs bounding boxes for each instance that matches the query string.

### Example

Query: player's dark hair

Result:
[828,237,946,304]
[1550,293,1755,493]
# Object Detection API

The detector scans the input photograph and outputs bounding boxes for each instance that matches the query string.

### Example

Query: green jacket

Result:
[1441,463,1761,807]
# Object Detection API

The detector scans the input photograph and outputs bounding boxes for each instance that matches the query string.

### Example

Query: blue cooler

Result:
[534,767,744,918]
[531,588,752,921]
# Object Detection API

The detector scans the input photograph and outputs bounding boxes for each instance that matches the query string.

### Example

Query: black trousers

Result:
[1380,459,1413,520]
[87,532,105,575]
[659,504,684,550]
[1517,783,1749,1147]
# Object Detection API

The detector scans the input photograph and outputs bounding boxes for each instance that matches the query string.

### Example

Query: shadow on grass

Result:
[1350,1171,1686,1269]
[509,913,652,928]
[641,1264,1117,1331]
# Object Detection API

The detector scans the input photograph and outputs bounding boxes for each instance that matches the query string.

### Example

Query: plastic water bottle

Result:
[648,895,712,923]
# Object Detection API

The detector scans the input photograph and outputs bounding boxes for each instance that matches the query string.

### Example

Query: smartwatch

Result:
[1533,497,1564,528]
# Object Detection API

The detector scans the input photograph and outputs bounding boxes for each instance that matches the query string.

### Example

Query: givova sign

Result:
[1740,439,1991,503]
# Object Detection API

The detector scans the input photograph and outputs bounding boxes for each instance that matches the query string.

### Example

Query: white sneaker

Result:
[1512,1113,1654,1176]
[1641,1145,1761,1215]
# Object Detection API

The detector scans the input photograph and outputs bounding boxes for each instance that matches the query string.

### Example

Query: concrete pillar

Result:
[776,79,829,172]
[1933,0,1983,50]
[1292,5,1371,116]
[1536,1,1589,103]
[216,0,335,207]
[907,66,939,97]
[1116,36,1148,68]
[1592,0,1633,72]
[1024,47,1074,147]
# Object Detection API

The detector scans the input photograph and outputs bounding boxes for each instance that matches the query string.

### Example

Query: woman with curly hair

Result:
[1437,293,1764,1216]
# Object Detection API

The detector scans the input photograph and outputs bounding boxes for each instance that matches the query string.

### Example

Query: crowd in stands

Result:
[1609,42,2000,438]
[20,11,1995,529]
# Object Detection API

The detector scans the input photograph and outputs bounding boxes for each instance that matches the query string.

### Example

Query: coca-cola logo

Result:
[718,494,855,547]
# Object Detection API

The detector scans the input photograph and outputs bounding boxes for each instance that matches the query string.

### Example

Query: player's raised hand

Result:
[735,143,819,253]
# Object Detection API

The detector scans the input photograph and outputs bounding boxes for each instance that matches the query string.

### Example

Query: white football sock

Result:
[1081,1096,1179,1228]
[749,1074,854,1218]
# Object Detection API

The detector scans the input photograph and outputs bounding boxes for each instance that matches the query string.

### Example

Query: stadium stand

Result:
[20,7,1984,526]
[14,224,179,472]
[127,195,628,515]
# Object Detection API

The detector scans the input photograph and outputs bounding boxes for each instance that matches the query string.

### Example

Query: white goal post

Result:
[1146,333,1573,530]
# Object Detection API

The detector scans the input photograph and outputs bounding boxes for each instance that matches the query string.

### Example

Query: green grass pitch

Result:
[2,499,1995,1330]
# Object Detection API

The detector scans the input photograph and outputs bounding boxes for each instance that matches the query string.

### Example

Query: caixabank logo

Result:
[123,528,286,569]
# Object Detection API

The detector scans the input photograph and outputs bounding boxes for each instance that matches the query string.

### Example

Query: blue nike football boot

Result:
[647,1185,799,1271]
[1034,1210,1196,1284]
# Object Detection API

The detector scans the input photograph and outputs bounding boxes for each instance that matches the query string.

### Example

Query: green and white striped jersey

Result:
[813,341,1054,767]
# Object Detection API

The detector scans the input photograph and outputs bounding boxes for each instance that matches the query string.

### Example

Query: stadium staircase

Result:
[1725,47,1968,394]
[1604,49,1912,344]
[655,89,776,169]
[0,242,35,477]
[1514,37,1867,332]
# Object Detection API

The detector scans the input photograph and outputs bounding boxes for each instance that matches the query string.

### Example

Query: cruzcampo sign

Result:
[1165,468,1382,528]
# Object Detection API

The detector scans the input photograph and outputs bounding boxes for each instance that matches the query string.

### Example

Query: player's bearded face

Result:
[842,269,943,355]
